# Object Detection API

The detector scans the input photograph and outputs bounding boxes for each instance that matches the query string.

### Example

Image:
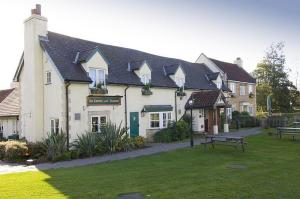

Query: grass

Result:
[1,129,300,199]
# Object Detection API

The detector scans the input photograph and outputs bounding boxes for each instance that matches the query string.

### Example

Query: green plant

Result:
[27,142,45,159]
[72,132,102,157]
[99,122,130,153]
[53,151,72,162]
[131,136,146,149]
[153,128,173,143]
[153,120,189,143]
[0,141,28,162]
[42,131,67,161]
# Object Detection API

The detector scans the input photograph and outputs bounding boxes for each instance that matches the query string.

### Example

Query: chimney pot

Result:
[31,9,36,15]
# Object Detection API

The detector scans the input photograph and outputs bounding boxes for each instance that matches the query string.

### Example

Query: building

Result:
[196,54,256,116]
[0,88,20,139]
[12,5,255,143]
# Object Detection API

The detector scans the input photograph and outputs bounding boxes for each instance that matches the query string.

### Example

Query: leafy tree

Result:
[253,42,299,112]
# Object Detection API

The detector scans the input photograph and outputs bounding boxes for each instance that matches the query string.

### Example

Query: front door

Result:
[130,112,139,137]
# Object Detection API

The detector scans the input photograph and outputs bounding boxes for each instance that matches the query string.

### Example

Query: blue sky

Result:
[0,0,299,89]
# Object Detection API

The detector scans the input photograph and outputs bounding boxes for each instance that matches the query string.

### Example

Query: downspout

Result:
[175,90,178,122]
[65,81,71,150]
[124,85,130,132]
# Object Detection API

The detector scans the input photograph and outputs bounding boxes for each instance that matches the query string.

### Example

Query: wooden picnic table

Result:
[204,135,246,152]
[277,127,300,140]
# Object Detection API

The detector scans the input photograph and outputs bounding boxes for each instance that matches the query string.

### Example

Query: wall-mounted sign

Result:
[87,96,122,106]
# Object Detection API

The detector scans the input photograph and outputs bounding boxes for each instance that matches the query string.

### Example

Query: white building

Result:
[12,5,238,144]
[0,88,20,139]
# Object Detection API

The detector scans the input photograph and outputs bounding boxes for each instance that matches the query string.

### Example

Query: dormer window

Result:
[175,76,185,88]
[89,68,106,88]
[141,74,151,85]
[216,82,222,89]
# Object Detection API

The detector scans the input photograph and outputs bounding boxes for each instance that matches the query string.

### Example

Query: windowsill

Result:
[45,83,52,85]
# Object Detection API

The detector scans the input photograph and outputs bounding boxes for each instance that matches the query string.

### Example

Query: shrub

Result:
[53,151,72,162]
[0,142,6,159]
[72,132,102,157]
[131,136,146,149]
[0,141,28,162]
[153,120,189,143]
[42,131,67,161]
[99,122,130,153]
[27,142,45,159]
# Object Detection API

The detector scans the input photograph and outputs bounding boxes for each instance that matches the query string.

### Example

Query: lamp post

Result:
[188,99,194,147]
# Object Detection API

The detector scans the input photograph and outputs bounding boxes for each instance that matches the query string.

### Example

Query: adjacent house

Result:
[0,87,20,139]
[196,54,256,116]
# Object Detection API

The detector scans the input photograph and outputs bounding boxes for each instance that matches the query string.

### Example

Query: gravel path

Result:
[0,127,261,175]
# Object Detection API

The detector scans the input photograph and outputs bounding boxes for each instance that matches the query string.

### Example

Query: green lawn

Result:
[1,130,300,199]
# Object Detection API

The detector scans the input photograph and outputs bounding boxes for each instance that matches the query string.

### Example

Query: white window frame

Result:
[0,121,3,133]
[46,71,51,84]
[240,85,246,96]
[149,112,172,129]
[175,76,185,88]
[140,73,151,85]
[248,106,253,115]
[248,84,253,94]
[229,82,236,93]
[50,119,59,134]
[89,68,106,88]
[91,115,107,133]
[216,82,222,89]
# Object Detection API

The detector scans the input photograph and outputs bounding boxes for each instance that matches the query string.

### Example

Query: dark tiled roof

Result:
[129,60,147,71]
[40,32,217,90]
[163,64,180,76]
[209,58,256,83]
[0,89,14,103]
[206,72,220,81]
[185,90,226,109]
[76,47,98,63]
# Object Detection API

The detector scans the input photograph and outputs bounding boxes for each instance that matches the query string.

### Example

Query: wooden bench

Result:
[204,135,247,152]
[277,127,300,141]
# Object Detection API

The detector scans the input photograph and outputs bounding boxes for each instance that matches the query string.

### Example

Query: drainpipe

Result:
[65,82,71,150]
[175,90,178,122]
[124,85,130,131]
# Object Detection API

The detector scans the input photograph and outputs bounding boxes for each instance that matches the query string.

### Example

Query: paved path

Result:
[0,127,260,175]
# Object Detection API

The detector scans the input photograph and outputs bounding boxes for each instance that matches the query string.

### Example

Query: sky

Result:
[0,0,299,90]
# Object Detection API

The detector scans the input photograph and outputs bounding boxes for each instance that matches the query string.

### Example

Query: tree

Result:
[253,42,299,113]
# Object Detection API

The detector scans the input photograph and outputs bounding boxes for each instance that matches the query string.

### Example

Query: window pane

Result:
[151,113,159,120]
[92,117,99,132]
[89,69,96,87]
[98,69,105,84]
[151,121,160,128]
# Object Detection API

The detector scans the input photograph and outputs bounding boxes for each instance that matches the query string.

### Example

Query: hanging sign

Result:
[87,96,122,106]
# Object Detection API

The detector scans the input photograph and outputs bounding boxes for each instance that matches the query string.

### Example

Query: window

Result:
[149,112,172,129]
[175,76,185,87]
[141,74,151,85]
[248,106,253,115]
[229,82,236,93]
[89,68,106,87]
[150,113,160,128]
[46,71,51,84]
[248,84,253,94]
[50,119,59,134]
[216,82,222,89]
[162,112,172,128]
[91,116,107,132]
[240,85,246,96]
[226,108,232,119]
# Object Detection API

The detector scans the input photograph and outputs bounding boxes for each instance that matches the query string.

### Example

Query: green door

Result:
[130,112,139,137]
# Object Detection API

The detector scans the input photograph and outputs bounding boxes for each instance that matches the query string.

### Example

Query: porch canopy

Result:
[185,90,230,110]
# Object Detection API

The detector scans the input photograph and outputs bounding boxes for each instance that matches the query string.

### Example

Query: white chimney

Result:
[20,4,47,141]
[234,57,243,68]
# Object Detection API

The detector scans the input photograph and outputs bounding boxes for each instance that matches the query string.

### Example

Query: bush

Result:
[52,151,72,162]
[42,131,67,161]
[27,142,45,159]
[0,141,28,162]
[153,120,189,143]
[99,122,130,153]
[131,136,146,149]
[72,132,102,157]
